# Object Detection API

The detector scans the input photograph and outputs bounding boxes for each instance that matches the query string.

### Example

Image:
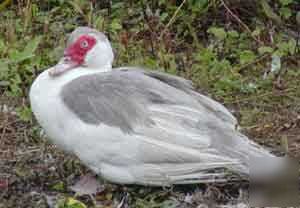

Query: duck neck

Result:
[91,63,112,73]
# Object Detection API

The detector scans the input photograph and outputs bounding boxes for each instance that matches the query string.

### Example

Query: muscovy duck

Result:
[30,27,283,186]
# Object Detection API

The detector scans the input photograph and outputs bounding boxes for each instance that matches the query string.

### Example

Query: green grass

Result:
[0,0,299,207]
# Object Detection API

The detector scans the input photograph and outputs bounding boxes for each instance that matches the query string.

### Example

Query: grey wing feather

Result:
[61,68,273,183]
[61,68,237,132]
[142,70,194,92]
[60,69,195,133]
[144,69,237,127]
[118,67,237,127]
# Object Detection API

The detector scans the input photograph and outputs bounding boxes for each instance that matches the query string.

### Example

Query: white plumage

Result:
[30,27,282,186]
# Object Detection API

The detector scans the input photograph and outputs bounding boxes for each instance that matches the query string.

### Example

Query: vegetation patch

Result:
[0,0,299,207]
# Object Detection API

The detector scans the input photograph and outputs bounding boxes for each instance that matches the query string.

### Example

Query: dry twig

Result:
[220,0,263,45]
[159,0,187,40]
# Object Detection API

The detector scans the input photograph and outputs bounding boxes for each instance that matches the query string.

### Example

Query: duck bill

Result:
[48,57,79,77]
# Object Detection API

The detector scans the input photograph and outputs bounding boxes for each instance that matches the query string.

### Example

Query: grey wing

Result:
[119,67,237,128]
[61,68,259,184]
[60,69,198,133]
[61,68,237,132]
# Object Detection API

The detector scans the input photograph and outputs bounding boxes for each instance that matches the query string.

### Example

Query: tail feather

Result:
[240,135,287,178]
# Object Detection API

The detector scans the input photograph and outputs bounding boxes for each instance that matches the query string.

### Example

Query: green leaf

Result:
[16,106,32,122]
[56,198,87,208]
[261,0,282,25]
[23,36,42,56]
[242,82,257,93]
[258,46,274,54]
[239,50,256,64]
[207,27,227,40]
[280,7,292,19]
[279,0,293,6]
[0,38,6,51]
[0,61,9,79]
[9,51,34,63]
[288,38,297,55]
[8,74,22,97]
[0,59,8,70]
[160,12,168,21]
[195,48,216,63]
[9,36,41,63]
[191,0,209,10]
[276,38,297,56]
[110,19,122,33]
[51,181,65,192]
[227,30,239,38]
[94,15,105,30]
[144,57,158,68]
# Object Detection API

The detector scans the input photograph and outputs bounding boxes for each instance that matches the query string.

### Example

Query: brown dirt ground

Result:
[0,93,299,207]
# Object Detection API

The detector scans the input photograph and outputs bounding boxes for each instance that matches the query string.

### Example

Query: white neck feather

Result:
[84,41,114,70]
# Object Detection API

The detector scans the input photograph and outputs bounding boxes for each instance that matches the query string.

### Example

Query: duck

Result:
[30,27,283,186]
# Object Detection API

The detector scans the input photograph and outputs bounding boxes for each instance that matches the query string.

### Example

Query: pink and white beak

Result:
[48,34,97,77]
[48,56,80,77]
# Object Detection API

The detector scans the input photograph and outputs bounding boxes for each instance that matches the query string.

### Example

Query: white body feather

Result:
[30,27,281,186]
[30,67,267,185]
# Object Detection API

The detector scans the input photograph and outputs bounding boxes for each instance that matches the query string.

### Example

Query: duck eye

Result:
[64,56,71,62]
[80,40,89,48]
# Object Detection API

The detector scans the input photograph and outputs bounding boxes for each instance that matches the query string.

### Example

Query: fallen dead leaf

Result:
[69,173,105,196]
[0,178,8,190]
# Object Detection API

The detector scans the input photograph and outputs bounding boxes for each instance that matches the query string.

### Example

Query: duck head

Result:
[49,27,114,77]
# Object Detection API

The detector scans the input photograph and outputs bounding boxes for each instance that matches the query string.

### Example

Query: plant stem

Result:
[220,0,263,45]
[159,0,187,40]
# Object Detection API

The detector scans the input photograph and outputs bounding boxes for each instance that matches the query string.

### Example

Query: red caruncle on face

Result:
[64,35,97,65]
